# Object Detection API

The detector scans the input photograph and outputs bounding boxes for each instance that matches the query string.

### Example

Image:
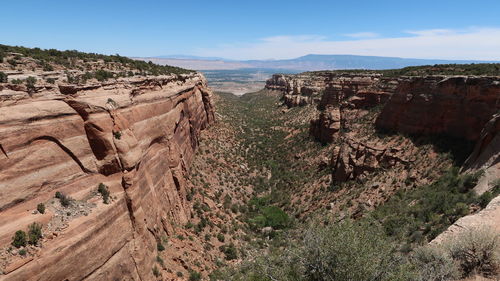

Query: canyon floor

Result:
[176,87,499,280]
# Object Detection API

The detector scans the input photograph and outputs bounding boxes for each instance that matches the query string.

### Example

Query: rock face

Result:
[309,106,342,143]
[331,138,410,183]
[266,73,326,107]
[267,73,398,143]
[376,76,500,141]
[266,72,398,109]
[462,113,500,195]
[271,72,500,195]
[0,73,215,280]
[431,195,500,245]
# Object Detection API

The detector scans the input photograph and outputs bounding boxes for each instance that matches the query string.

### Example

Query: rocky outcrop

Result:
[309,106,342,143]
[431,195,500,245]
[376,76,500,141]
[266,72,398,109]
[0,73,214,280]
[331,138,410,183]
[267,73,398,143]
[266,73,326,107]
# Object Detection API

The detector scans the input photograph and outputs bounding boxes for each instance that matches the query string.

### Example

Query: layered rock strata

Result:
[267,73,398,143]
[376,76,500,142]
[0,73,214,280]
[266,73,398,109]
[269,73,499,187]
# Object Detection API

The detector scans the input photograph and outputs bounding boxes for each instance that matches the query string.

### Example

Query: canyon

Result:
[0,46,499,281]
[266,70,500,240]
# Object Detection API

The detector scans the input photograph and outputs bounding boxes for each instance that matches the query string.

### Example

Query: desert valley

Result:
[0,1,499,280]
[0,44,498,281]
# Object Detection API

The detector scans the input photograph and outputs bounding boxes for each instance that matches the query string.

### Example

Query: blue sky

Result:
[1,0,500,60]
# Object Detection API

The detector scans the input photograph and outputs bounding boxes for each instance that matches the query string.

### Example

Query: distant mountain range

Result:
[134,54,499,71]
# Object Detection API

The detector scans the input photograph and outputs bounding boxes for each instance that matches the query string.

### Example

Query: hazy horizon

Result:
[1,0,499,61]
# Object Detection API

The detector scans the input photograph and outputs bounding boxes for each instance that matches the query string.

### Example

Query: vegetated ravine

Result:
[186,66,500,280]
[0,45,498,281]
[187,71,500,281]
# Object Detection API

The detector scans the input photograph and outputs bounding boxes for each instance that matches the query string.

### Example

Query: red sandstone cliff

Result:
[266,73,398,143]
[266,73,397,109]
[375,76,500,141]
[0,73,214,280]
[267,72,499,191]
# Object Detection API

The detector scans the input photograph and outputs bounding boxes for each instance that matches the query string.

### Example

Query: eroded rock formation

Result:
[331,138,410,183]
[0,73,214,280]
[269,73,499,187]
[266,73,398,109]
[376,76,500,141]
[267,73,399,144]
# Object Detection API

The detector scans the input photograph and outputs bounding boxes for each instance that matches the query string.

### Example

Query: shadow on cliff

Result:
[376,129,475,166]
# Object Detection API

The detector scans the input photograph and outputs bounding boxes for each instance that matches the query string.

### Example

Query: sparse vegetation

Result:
[220,243,238,260]
[0,44,193,75]
[447,228,500,278]
[28,222,43,245]
[55,191,72,207]
[0,71,7,83]
[37,203,46,214]
[157,241,165,251]
[305,63,500,77]
[152,265,160,277]
[113,131,122,140]
[188,270,202,281]
[11,230,27,248]
[97,183,110,204]
[372,168,486,244]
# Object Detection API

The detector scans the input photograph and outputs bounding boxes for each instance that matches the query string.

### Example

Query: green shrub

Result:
[37,203,45,214]
[11,230,27,248]
[19,249,27,256]
[188,270,202,281]
[156,255,164,267]
[220,243,238,260]
[373,168,483,243]
[55,191,72,207]
[225,219,415,281]
[447,228,500,278]
[176,271,183,277]
[217,233,225,242]
[157,241,165,251]
[301,220,414,281]
[97,183,110,204]
[113,131,122,140]
[7,59,18,66]
[46,78,55,84]
[152,265,160,277]
[94,69,114,82]
[28,222,42,245]
[412,245,460,281]
[26,76,37,92]
[0,71,7,83]
[478,185,500,208]
[42,63,54,71]
[249,205,290,230]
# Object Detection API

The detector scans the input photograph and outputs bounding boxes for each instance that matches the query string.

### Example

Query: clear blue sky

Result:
[1,0,500,60]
